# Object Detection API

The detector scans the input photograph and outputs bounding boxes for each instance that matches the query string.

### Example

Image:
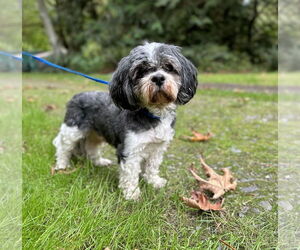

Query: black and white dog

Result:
[53,42,198,200]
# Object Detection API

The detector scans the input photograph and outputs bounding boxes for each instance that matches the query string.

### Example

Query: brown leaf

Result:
[51,166,80,175]
[44,104,57,112]
[59,90,70,94]
[189,156,237,199]
[233,88,244,93]
[0,141,4,154]
[184,131,213,142]
[27,97,36,103]
[181,191,224,211]
[5,97,16,103]
[23,85,34,90]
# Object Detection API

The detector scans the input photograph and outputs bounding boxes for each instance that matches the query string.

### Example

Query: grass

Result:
[22,71,277,86]
[0,73,22,249]
[200,72,277,86]
[22,73,277,249]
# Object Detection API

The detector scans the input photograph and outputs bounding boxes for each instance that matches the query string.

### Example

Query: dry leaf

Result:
[51,166,81,175]
[0,141,4,154]
[23,85,34,90]
[181,191,224,211]
[6,97,16,103]
[189,156,237,199]
[27,97,36,103]
[59,90,70,94]
[44,104,57,112]
[184,131,213,142]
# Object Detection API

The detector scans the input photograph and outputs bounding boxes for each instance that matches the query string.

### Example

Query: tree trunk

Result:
[37,0,66,57]
[247,0,258,45]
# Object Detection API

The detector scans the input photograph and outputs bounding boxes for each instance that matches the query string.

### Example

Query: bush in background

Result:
[23,0,278,73]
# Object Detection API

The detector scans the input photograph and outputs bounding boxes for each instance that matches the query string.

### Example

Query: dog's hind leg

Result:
[84,130,112,167]
[53,123,85,170]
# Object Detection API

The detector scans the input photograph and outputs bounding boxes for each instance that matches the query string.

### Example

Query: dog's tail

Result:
[63,93,89,128]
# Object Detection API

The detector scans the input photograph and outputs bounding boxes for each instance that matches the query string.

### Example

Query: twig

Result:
[219,239,236,250]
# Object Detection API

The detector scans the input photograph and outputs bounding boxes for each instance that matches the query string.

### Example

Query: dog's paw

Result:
[53,164,70,171]
[51,164,70,175]
[149,177,167,189]
[123,187,141,201]
[94,158,112,167]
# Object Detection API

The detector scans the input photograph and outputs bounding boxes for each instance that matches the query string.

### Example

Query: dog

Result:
[53,42,198,200]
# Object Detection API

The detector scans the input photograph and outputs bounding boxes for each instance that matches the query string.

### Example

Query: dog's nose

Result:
[151,74,165,87]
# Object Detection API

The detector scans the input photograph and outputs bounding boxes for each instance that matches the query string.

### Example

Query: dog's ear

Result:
[173,47,198,105]
[109,56,139,111]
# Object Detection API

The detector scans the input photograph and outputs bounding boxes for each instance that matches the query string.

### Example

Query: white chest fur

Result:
[124,113,175,158]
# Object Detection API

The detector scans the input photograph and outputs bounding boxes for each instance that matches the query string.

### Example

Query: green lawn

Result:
[200,72,277,86]
[0,73,22,249]
[23,72,277,86]
[22,73,277,249]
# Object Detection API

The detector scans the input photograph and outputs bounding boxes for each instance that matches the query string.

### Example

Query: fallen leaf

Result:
[233,88,244,93]
[5,97,16,103]
[0,141,4,154]
[27,97,36,103]
[59,90,70,94]
[183,131,213,142]
[189,156,237,199]
[44,104,57,112]
[23,85,34,90]
[3,84,14,89]
[181,191,224,211]
[51,166,81,175]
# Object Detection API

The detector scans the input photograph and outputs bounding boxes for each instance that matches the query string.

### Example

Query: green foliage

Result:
[183,44,254,73]
[0,0,21,51]
[23,0,278,73]
[23,0,50,52]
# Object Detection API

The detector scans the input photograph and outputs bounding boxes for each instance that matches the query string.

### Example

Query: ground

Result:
[0,73,21,249]
[22,73,277,249]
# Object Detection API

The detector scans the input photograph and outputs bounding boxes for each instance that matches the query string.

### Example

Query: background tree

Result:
[23,0,278,73]
[37,0,66,57]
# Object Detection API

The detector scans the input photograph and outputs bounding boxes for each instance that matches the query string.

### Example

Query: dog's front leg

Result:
[119,155,142,200]
[143,144,167,189]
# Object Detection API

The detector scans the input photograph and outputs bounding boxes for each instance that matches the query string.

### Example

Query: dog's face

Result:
[110,42,198,111]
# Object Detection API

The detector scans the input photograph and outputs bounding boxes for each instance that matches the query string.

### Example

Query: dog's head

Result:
[109,42,198,111]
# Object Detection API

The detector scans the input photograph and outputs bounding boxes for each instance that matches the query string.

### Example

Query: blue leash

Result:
[0,51,161,119]
[0,51,22,61]
[0,51,110,85]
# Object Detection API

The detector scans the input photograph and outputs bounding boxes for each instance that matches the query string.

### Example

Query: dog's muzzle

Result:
[151,73,165,87]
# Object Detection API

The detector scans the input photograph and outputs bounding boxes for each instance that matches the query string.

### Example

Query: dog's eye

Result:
[165,63,174,72]
[136,68,147,79]
[135,66,156,79]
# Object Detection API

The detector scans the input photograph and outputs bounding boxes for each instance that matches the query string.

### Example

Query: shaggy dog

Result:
[53,42,198,200]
